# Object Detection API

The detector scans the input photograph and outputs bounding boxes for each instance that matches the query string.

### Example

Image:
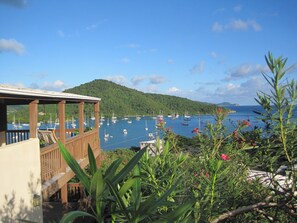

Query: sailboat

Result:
[145,120,148,131]
[104,130,109,141]
[12,114,17,129]
[90,112,95,120]
[71,116,76,129]
[49,114,53,129]
[111,112,117,124]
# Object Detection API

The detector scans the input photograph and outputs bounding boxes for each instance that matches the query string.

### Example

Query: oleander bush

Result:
[56,52,296,222]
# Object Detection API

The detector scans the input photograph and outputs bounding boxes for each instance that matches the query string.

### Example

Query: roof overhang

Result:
[0,85,101,105]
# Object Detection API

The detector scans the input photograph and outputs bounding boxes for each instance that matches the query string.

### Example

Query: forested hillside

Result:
[64,79,219,117]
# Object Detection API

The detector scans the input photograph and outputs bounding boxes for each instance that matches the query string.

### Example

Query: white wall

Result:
[0,138,43,223]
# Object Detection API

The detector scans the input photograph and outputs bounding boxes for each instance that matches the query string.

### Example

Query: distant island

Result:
[7,79,230,122]
[64,79,228,117]
[217,102,240,107]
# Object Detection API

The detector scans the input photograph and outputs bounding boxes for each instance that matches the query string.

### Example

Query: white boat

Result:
[111,112,117,123]
[148,132,154,139]
[90,113,95,120]
[71,116,76,128]
[104,130,109,141]
[145,120,148,131]
[123,129,128,134]
[127,120,132,124]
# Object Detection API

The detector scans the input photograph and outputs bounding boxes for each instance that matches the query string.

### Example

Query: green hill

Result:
[64,79,220,117]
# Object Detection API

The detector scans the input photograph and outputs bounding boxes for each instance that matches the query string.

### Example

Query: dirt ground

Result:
[42,202,79,223]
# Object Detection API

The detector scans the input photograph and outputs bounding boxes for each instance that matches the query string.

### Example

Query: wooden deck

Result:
[6,128,101,201]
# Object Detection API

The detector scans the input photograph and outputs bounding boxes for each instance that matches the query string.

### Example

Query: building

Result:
[0,85,101,222]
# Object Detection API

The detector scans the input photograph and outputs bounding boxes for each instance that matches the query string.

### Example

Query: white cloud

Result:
[131,76,147,86]
[233,5,242,12]
[167,59,175,64]
[210,51,217,58]
[0,38,25,55]
[213,76,269,104]
[86,24,98,31]
[212,22,224,32]
[190,61,205,74]
[167,87,180,93]
[146,85,159,93]
[225,63,269,81]
[40,80,67,91]
[149,48,158,53]
[106,75,127,85]
[2,82,25,88]
[28,80,67,92]
[213,7,226,15]
[0,0,26,8]
[228,19,249,31]
[149,75,166,84]
[127,43,140,48]
[286,63,297,74]
[57,30,65,38]
[120,58,131,64]
[212,19,262,32]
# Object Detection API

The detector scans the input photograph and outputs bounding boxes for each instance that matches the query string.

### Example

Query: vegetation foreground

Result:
[54,52,297,222]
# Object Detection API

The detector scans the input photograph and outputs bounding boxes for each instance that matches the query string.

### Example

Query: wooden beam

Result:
[0,103,7,146]
[0,103,7,132]
[58,100,66,144]
[94,101,99,129]
[29,100,39,138]
[79,102,84,135]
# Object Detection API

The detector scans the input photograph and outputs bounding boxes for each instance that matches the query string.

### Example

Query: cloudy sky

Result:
[1,0,296,105]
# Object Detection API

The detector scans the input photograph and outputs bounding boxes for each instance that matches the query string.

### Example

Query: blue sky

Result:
[1,0,296,105]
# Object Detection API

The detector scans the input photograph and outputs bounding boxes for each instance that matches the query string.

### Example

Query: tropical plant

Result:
[58,142,194,222]
[210,52,297,222]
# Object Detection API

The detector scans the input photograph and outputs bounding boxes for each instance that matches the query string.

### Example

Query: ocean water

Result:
[99,105,266,150]
[7,106,268,151]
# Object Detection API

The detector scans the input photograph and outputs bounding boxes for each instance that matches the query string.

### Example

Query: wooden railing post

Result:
[0,103,7,146]
[29,100,39,139]
[94,102,100,130]
[58,100,68,204]
[58,100,66,144]
[79,102,84,135]
[78,102,84,158]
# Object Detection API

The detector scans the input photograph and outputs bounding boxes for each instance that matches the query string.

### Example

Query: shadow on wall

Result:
[0,173,43,223]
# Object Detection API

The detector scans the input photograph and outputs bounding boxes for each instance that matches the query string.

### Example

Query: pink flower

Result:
[192,128,199,134]
[241,120,251,127]
[217,107,222,114]
[221,153,230,161]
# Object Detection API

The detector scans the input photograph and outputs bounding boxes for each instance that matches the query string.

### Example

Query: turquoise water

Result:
[99,106,266,150]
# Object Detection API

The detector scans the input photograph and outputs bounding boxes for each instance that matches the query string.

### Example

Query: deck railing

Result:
[6,128,99,183]
[40,129,99,183]
[6,130,30,144]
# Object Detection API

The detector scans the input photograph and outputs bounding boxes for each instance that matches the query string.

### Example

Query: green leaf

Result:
[138,193,157,215]
[146,180,180,214]
[59,211,97,223]
[104,158,122,180]
[90,169,105,218]
[132,165,141,211]
[58,141,90,192]
[118,177,139,197]
[152,199,195,223]
[112,148,146,185]
[106,179,131,221]
[88,144,97,176]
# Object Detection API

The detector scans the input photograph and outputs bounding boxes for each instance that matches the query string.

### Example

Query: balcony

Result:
[0,85,101,222]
